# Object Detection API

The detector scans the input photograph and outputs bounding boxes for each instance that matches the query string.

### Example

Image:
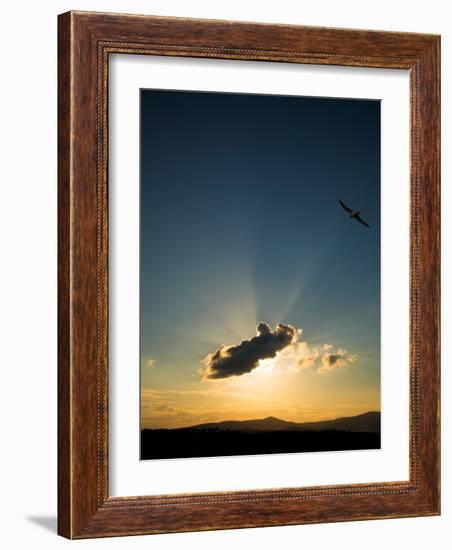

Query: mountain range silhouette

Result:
[179,411,380,433]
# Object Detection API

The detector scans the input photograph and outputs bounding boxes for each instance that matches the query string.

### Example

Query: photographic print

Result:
[140,89,381,460]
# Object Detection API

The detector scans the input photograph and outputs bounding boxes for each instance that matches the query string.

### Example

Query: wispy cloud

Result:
[269,341,357,375]
[318,346,357,373]
[141,387,258,401]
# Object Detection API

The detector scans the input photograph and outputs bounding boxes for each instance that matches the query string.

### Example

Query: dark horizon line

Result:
[142,410,381,432]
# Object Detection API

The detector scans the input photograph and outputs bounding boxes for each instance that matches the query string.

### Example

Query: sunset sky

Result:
[140,89,381,429]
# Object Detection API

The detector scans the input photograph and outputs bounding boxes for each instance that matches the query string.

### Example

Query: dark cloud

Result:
[202,322,296,379]
[326,354,341,366]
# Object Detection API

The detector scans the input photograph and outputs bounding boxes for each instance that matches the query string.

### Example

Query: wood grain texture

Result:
[57,10,72,538]
[57,11,440,539]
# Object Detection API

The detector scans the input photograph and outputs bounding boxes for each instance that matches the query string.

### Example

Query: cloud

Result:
[251,340,357,376]
[201,322,297,379]
[257,340,318,374]
[272,341,357,374]
[318,346,357,373]
[297,347,320,369]
[144,358,156,368]
[198,322,358,379]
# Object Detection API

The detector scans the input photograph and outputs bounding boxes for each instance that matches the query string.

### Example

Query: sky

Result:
[140,89,381,429]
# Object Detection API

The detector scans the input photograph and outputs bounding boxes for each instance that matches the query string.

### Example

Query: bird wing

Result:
[355,215,370,228]
[339,199,352,213]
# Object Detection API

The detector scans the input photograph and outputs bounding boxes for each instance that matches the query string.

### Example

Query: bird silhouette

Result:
[339,200,370,228]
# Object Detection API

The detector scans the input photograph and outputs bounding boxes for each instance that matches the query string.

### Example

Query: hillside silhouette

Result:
[187,411,380,433]
[141,411,381,460]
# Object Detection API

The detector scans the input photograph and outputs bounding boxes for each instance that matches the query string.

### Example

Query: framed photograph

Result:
[58,11,440,538]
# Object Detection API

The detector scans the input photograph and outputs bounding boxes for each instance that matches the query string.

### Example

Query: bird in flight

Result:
[339,200,370,228]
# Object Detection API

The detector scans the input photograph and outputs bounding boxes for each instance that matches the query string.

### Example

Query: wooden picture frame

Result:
[58,11,440,539]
